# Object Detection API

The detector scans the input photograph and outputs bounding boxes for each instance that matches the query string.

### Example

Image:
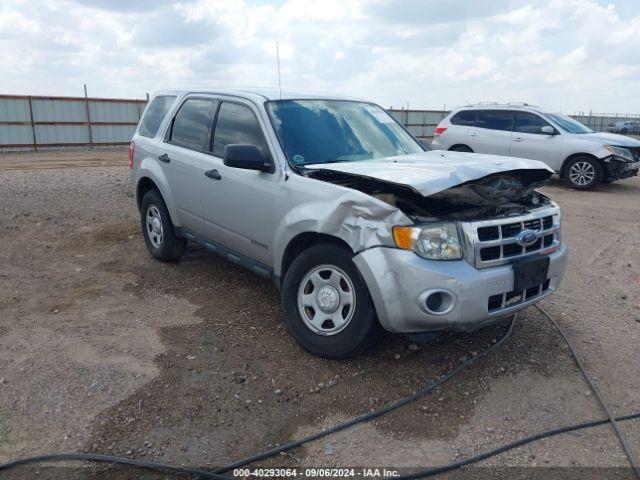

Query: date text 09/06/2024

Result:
[232,468,400,478]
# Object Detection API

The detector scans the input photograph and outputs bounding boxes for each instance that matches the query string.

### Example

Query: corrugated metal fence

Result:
[1,95,638,151]
[0,94,147,151]
[571,113,640,132]
[388,109,449,139]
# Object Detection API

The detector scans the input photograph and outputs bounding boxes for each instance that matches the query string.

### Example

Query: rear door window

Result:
[514,112,552,134]
[138,95,176,138]
[211,102,269,158]
[450,110,476,126]
[168,98,217,151]
[476,110,513,131]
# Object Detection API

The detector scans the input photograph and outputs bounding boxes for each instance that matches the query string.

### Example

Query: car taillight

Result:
[434,127,447,136]
[129,141,135,169]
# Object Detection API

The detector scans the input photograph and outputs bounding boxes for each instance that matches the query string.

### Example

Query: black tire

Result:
[140,189,187,262]
[449,145,473,153]
[563,156,603,190]
[282,244,381,358]
[620,128,628,134]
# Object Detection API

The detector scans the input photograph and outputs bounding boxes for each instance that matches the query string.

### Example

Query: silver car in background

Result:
[607,120,640,135]
[431,104,640,189]
[130,89,567,358]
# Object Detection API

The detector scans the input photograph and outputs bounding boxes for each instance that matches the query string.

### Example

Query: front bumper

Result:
[603,157,639,182]
[353,244,568,333]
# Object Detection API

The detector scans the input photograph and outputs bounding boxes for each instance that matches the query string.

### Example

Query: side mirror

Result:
[223,144,274,173]
[541,126,555,135]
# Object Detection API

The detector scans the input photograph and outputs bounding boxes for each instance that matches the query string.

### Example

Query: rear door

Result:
[509,111,563,169]
[467,110,513,156]
[437,110,475,149]
[199,100,277,266]
[158,96,219,231]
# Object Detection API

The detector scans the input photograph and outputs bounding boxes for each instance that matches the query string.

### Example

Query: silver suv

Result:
[607,120,640,135]
[431,104,640,189]
[130,89,567,358]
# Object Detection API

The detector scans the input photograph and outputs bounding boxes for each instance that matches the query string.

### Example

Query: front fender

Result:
[271,190,411,277]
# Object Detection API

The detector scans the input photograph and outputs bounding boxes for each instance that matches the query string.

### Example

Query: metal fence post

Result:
[83,84,93,149]
[27,95,37,151]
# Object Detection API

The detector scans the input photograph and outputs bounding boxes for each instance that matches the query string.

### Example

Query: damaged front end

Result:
[306,167,554,222]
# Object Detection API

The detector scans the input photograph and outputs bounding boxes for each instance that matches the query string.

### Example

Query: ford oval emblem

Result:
[516,229,539,247]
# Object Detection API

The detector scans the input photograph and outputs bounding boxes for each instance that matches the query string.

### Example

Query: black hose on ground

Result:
[2,307,638,479]
[535,304,640,480]
[0,452,229,479]
[2,412,639,478]
[0,315,518,478]
[213,314,518,473]
[395,411,640,479]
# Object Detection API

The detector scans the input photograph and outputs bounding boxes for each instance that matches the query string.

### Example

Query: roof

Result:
[153,87,365,103]
[453,103,547,113]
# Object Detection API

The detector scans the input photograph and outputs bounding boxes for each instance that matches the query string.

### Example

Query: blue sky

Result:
[0,0,638,113]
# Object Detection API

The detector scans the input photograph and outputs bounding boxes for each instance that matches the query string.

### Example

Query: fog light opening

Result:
[424,290,455,315]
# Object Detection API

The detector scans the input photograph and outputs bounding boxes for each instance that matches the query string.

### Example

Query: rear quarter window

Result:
[138,95,176,138]
[450,110,476,126]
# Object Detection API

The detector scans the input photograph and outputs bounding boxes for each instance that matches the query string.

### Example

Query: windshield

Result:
[545,113,593,134]
[265,100,424,166]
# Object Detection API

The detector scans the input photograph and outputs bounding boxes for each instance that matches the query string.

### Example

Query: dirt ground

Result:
[0,150,639,479]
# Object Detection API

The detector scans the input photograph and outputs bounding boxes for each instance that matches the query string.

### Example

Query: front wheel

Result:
[564,156,602,190]
[282,244,380,358]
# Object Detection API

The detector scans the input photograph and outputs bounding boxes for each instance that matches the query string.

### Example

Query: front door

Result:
[199,100,277,266]
[510,112,563,170]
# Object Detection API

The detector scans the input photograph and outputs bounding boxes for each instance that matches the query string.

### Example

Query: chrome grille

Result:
[460,205,561,269]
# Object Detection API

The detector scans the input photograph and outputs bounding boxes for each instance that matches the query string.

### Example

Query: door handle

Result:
[513,137,524,142]
[205,169,222,180]
[158,153,170,163]
[469,132,479,137]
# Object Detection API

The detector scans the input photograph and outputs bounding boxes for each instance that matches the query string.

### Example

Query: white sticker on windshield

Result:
[365,105,394,124]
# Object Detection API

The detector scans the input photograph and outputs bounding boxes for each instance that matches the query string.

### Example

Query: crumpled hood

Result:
[305,150,554,197]
[578,132,640,147]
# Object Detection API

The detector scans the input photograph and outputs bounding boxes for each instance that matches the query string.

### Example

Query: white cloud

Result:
[0,0,638,113]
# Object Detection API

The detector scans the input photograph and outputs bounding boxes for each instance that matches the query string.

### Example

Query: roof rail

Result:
[468,101,540,108]
[506,102,540,107]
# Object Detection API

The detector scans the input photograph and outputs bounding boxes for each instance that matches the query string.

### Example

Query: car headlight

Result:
[604,145,634,162]
[393,223,463,260]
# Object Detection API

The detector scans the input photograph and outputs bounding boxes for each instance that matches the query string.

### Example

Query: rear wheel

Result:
[620,128,628,134]
[282,244,380,358]
[140,190,187,261]
[449,145,473,153]
[564,156,603,190]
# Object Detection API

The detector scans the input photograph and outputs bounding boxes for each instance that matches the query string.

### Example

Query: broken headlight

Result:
[604,145,634,162]
[393,223,463,260]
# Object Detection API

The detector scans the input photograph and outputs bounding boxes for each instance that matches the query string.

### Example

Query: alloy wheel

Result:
[569,161,596,187]
[145,204,164,248]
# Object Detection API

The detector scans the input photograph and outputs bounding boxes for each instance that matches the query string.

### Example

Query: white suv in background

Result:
[431,104,640,189]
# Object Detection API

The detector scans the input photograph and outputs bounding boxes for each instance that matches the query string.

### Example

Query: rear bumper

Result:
[353,245,568,333]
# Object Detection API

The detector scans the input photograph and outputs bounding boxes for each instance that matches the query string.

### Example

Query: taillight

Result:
[434,127,447,136]
[129,141,135,169]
